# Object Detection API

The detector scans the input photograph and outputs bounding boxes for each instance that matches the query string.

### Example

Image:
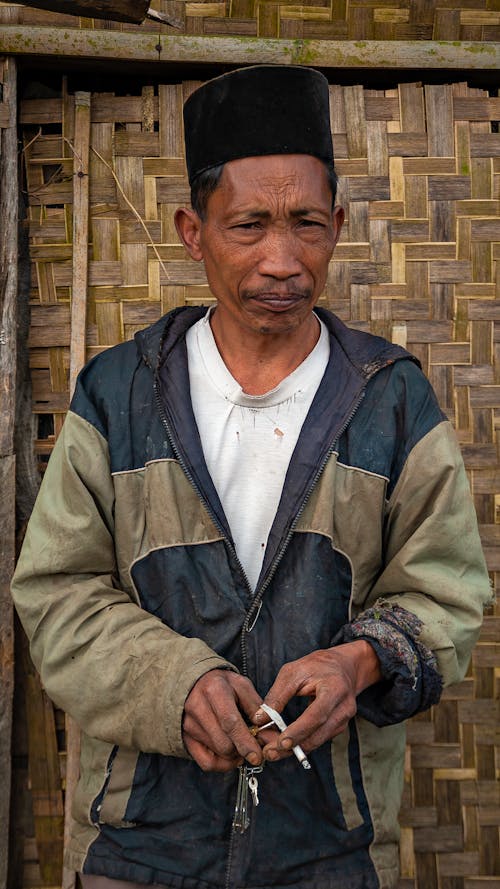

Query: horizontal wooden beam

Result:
[0,26,498,70]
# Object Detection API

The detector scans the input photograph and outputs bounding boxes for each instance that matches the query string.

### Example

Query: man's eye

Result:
[298,219,323,228]
[234,222,261,230]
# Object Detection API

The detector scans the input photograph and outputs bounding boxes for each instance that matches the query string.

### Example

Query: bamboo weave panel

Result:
[1,0,499,40]
[21,80,499,888]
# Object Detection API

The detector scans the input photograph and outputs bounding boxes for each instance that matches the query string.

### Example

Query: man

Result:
[12,66,490,889]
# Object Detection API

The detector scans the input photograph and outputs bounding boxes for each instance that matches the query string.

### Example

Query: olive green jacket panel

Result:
[11,411,235,758]
[297,420,491,689]
[368,421,491,685]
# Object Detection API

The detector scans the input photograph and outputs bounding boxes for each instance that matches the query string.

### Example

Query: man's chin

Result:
[247,306,317,337]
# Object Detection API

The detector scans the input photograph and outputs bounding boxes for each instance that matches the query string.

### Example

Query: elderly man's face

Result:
[176,154,344,338]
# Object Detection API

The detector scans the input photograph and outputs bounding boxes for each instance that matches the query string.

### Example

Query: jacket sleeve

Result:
[11,408,236,757]
[335,419,492,726]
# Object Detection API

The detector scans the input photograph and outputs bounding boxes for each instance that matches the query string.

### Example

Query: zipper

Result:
[225,388,366,889]
[153,373,253,889]
[153,365,366,889]
[239,387,366,674]
[153,376,255,606]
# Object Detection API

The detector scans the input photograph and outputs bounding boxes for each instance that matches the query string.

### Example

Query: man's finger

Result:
[184,669,264,765]
[184,735,243,773]
[183,677,240,757]
[261,686,356,759]
[182,711,237,758]
[253,661,312,723]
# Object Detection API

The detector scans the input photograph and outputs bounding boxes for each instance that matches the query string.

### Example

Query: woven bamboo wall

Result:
[0,0,499,40]
[19,78,500,888]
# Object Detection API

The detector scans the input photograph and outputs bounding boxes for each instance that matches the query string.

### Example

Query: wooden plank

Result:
[0,28,498,69]
[16,0,150,24]
[0,56,17,457]
[0,56,17,889]
[0,455,15,889]
[21,633,64,885]
[69,91,90,396]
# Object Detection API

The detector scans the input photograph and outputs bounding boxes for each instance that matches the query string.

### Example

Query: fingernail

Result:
[253,708,265,722]
[264,749,279,762]
[280,737,293,750]
[247,752,260,766]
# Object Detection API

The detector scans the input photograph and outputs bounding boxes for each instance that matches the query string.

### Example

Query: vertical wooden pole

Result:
[69,91,90,395]
[64,90,91,889]
[0,55,17,889]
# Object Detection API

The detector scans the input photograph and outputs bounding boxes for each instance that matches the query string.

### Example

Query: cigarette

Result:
[260,703,312,771]
[292,745,311,770]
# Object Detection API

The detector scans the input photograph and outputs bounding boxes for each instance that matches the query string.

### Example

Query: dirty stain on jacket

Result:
[12,307,491,889]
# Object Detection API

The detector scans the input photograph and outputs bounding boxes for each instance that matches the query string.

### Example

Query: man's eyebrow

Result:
[289,207,329,218]
[227,206,328,219]
[228,208,271,219]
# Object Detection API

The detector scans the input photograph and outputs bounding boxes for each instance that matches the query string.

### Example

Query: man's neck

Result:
[209,309,321,396]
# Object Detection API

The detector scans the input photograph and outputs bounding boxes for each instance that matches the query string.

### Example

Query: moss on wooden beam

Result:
[0,26,498,70]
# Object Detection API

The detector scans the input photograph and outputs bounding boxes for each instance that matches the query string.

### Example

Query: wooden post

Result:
[64,89,91,889]
[0,55,17,889]
[69,91,90,396]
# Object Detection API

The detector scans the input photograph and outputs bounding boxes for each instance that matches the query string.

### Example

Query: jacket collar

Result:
[135,304,418,377]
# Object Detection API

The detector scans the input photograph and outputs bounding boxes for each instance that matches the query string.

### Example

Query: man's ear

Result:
[331,205,345,249]
[174,207,203,261]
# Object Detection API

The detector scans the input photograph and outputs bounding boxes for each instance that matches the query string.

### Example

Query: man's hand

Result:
[183,669,265,772]
[252,641,381,762]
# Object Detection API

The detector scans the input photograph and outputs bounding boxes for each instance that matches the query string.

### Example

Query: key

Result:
[232,765,264,833]
[248,774,259,807]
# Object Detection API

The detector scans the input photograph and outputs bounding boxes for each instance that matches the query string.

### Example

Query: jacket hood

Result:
[134,304,418,378]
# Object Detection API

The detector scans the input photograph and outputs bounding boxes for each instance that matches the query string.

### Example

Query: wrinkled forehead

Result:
[222,153,328,180]
[214,154,332,211]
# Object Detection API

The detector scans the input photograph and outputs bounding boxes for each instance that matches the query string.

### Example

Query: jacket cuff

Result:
[333,604,443,726]
[163,650,239,758]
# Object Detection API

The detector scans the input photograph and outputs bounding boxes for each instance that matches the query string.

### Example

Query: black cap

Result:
[183,65,334,185]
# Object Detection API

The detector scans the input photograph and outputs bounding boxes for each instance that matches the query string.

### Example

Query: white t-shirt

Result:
[186,310,330,591]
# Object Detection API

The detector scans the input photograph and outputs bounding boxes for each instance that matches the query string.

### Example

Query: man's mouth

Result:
[245,291,310,311]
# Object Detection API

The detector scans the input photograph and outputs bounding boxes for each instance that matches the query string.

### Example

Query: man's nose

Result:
[257,231,303,279]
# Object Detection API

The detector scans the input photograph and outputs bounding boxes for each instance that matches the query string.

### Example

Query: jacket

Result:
[12,307,491,889]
